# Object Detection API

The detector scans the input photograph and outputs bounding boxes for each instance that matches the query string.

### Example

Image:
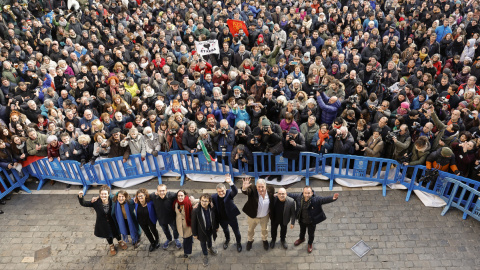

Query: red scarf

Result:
[174,196,192,226]
[317,131,330,152]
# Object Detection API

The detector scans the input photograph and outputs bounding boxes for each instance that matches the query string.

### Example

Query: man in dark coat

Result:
[289,186,339,253]
[150,184,182,250]
[106,128,130,162]
[270,188,296,249]
[212,174,243,252]
[241,177,275,251]
[192,193,219,267]
[283,127,306,171]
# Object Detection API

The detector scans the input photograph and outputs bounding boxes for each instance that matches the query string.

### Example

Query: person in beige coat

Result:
[174,190,198,258]
[358,129,384,175]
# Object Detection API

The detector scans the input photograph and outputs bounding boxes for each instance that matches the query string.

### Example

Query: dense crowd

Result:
[1,0,480,210]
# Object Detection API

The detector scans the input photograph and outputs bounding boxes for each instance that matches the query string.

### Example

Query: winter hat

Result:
[441,147,453,157]
[289,127,298,134]
[262,118,271,126]
[401,102,410,109]
[125,122,133,129]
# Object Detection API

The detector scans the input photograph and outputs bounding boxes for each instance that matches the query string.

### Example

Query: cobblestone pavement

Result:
[0,178,479,269]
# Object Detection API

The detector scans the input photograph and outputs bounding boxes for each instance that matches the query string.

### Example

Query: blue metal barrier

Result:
[0,167,31,199]
[441,178,480,222]
[23,151,480,223]
[252,152,321,185]
[173,151,235,186]
[322,154,403,196]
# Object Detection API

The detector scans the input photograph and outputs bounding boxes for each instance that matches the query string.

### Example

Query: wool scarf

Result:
[114,201,139,243]
[174,196,193,226]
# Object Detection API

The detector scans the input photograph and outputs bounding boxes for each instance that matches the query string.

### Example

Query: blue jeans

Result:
[159,221,179,241]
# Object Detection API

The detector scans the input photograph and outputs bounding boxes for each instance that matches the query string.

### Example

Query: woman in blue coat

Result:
[135,188,160,252]
[111,190,142,249]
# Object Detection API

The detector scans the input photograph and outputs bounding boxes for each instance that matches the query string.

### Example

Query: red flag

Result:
[227,19,249,37]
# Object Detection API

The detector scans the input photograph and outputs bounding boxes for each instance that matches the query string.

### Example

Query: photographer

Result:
[283,127,306,170]
[411,122,434,144]
[213,119,235,155]
[430,110,460,151]
[426,147,460,176]
[247,129,265,152]
[369,117,391,141]
[372,101,392,124]
[391,124,411,162]
[235,120,252,145]
[259,117,283,181]
[405,136,431,166]
[333,126,354,155]
[231,144,254,171]
[300,115,319,152]
[315,91,341,125]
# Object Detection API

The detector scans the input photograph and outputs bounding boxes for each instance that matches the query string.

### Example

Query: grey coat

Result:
[144,133,161,153]
[122,135,146,157]
[271,196,296,226]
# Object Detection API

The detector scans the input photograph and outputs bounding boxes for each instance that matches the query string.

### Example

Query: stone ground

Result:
[0,177,479,270]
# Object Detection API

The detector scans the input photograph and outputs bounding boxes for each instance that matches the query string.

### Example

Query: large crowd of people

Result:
[1,0,480,213]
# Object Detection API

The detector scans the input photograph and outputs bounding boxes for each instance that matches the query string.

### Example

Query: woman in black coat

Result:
[78,185,126,256]
[182,122,200,153]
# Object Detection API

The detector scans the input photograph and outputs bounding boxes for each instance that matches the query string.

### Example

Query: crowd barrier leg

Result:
[329,158,335,190]
[31,162,48,191]
[405,166,421,202]
[12,169,31,194]
[176,154,186,186]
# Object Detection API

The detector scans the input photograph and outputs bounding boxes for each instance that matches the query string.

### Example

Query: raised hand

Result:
[333,193,339,200]
[225,174,232,184]
[242,177,252,191]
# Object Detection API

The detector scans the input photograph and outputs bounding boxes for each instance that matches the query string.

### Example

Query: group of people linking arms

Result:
[78,174,338,266]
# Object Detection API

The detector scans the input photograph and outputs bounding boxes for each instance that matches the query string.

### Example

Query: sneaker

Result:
[208,247,218,255]
[263,241,269,250]
[174,239,182,249]
[154,240,160,249]
[0,210,3,214]
[162,240,170,250]
[177,253,188,258]
[203,255,209,267]
[66,184,71,189]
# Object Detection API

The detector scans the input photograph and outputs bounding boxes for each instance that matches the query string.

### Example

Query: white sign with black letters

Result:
[195,40,220,56]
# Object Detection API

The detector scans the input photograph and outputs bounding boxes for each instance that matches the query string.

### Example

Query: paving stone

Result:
[1,181,480,269]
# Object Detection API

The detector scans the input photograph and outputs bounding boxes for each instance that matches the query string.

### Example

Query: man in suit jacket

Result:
[241,177,275,251]
[192,193,219,267]
[212,174,243,252]
[288,186,339,253]
[270,188,296,249]
[150,184,182,249]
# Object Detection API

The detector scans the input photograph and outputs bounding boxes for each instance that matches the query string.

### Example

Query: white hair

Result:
[143,126,153,134]
[277,96,287,106]
[198,128,208,136]
[236,120,247,129]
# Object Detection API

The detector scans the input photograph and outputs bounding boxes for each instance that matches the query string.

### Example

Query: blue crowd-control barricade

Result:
[30,158,87,192]
[253,152,304,183]
[23,151,480,224]
[0,167,31,199]
[174,151,235,186]
[322,154,403,196]
[441,178,480,222]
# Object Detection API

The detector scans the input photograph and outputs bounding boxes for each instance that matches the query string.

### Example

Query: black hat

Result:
[171,80,180,86]
[27,68,36,72]
[260,57,267,63]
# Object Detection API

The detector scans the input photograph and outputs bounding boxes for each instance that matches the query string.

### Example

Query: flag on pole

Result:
[197,140,215,163]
